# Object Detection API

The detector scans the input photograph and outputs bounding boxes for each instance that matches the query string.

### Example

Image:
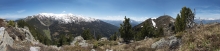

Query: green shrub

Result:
[8,20,15,27]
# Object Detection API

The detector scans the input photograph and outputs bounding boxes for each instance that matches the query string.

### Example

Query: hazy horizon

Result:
[1,0,220,21]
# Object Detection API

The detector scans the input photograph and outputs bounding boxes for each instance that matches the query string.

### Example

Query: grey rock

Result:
[168,36,181,49]
[71,36,89,47]
[151,36,181,49]
[144,36,148,40]
[0,27,14,51]
[23,28,36,44]
[118,38,124,43]
[79,40,88,47]
[99,37,108,41]
[30,46,40,51]
[106,49,113,51]
[151,38,168,49]
[91,49,96,51]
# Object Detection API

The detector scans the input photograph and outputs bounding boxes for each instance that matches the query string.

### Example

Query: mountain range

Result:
[194,19,220,24]
[102,19,142,27]
[23,13,119,41]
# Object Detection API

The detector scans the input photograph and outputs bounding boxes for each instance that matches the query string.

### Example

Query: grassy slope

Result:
[178,23,220,51]
[43,29,51,40]
[87,23,220,51]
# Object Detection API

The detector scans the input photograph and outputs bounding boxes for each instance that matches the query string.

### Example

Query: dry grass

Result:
[178,23,220,51]
[108,38,157,51]
[60,45,91,51]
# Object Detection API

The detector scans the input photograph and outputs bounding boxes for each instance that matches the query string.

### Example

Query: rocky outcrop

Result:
[99,37,108,41]
[106,49,113,51]
[168,36,181,49]
[0,25,39,51]
[151,38,168,49]
[0,27,14,51]
[30,46,40,51]
[151,36,181,49]
[22,26,37,44]
[71,36,88,47]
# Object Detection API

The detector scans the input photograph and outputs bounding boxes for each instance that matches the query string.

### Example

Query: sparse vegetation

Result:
[17,19,52,45]
[17,19,27,28]
[179,23,220,51]
[109,32,118,41]
[96,34,102,40]
[8,20,15,27]
[43,29,51,40]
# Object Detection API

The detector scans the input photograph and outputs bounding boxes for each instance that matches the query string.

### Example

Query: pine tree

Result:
[154,27,164,37]
[82,29,94,40]
[175,14,181,32]
[135,21,162,40]
[96,34,102,40]
[67,34,73,45]
[119,16,133,42]
[139,23,149,40]
[175,6,195,32]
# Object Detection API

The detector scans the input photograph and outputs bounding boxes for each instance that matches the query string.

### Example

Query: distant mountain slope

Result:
[133,15,175,36]
[102,19,141,27]
[194,19,220,24]
[24,13,119,41]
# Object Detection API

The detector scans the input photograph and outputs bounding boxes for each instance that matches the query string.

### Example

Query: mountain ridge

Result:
[26,13,99,24]
[102,19,142,27]
[23,13,119,42]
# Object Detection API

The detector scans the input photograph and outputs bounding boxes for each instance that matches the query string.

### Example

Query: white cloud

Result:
[61,11,66,13]
[197,13,220,20]
[197,9,220,13]
[0,13,25,20]
[17,10,26,13]
[196,9,220,20]
[95,15,152,21]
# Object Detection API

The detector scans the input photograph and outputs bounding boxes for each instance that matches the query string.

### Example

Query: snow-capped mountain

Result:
[28,13,99,24]
[22,13,119,41]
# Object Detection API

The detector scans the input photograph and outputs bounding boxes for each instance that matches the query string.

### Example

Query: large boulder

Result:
[23,28,37,44]
[151,36,181,49]
[151,38,168,49]
[99,37,108,41]
[0,27,14,51]
[168,36,181,49]
[71,36,88,47]
[30,46,40,51]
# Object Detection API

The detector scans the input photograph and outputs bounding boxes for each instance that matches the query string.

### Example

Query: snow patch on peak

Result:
[151,19,157,28]
[34,13,99,24]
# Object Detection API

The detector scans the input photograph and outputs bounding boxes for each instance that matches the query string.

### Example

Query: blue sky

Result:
[0,0,220,21]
